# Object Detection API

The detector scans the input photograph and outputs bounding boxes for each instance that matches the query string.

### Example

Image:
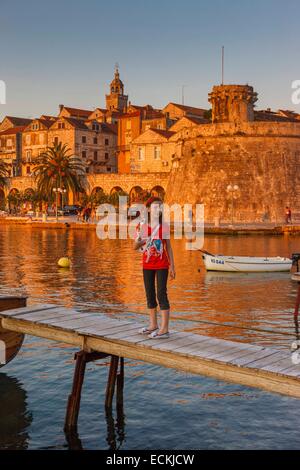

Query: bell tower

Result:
[106,64,128,112]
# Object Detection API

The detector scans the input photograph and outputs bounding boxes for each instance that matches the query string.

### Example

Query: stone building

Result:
[165,84,300,223]
[162,102,207,121]
[117,104,174,173]
[0,68,125,177]
[22,118,54,176]
[130,129,175,173]
[48,117,117,174]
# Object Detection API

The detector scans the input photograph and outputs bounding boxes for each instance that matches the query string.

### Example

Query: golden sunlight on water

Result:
[0,225,298,349]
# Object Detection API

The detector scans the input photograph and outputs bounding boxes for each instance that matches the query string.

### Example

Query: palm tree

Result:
[32,143,86,201]
[0,160,10,188]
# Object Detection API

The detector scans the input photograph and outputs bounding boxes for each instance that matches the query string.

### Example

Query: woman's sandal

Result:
[148,331,170,339]
[138,327,159,335]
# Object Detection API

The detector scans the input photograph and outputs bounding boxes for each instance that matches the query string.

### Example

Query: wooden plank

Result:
[108,330,185,343]
[15,308,75,322]
[187,342,249,360]
[111,331,192,347]
[229,349,278,367]
[84,334,300,399]
[39,313,98,325]
[42,316,115,330]
[0,304,58,318]
[199,341,264,359]
[261,355,299,374]
[244,351,287,369]
[1,317,84,347]
[206,346,265,364]
[151,335,211,352]
[76,321,137,336]
[3,312,300,399]
[278,365,300,377]
[97,323,142,337]
[74,319,122,332]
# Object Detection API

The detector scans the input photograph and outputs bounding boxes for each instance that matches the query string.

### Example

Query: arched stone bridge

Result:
[5,173,170,201]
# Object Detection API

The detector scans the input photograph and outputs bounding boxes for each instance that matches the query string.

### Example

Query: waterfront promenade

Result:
[1,214,300,235]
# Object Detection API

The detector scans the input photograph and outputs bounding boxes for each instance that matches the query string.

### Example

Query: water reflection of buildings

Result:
[0,226,299,345]
[0,374,32,450]
[0,227,124,311]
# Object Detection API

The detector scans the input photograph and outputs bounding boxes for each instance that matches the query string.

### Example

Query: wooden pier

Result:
[1,297,300,432]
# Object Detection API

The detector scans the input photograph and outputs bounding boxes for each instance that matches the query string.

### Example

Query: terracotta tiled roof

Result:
[62,107,92,118]
[165,103,207,117]
[0,126,26,135]
[39,119,56,128]
[4,117,32,127]
[278,110,300,119]
[254,110,299,122]
[61,117,88,129]
[119,111,141,119]
[40,115,57,121]
[149,129,175,139]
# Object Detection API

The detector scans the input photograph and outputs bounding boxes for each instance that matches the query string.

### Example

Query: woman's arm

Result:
[166,239,176,280]
[134,238,146,251]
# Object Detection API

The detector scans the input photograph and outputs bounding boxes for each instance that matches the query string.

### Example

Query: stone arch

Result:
[150,186,165,200]
[8,188,20,213]
[23,187,35,211]
[129,186,143,203]
[91,186,104,196]
[110,186,124,196]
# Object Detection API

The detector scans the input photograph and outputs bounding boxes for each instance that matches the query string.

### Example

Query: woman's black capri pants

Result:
[143,268,170,310]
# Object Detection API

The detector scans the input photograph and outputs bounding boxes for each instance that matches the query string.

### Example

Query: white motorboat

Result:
[201,250,293,273]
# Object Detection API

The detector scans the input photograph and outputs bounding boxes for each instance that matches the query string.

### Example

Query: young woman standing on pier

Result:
[134,197,175,339]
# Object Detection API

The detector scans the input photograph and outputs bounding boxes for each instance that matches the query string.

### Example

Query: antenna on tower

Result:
[181,85,186,105]
[221,46,225,85]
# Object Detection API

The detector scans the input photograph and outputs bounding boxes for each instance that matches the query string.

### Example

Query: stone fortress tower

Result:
[105,64,128,112]
[165,83,300,224]
[209,85,258,124]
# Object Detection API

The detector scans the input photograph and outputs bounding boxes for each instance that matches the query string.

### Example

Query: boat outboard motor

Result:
[292,253,300,272]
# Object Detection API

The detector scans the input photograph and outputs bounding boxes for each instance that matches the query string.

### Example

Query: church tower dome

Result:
[106,64,128,112]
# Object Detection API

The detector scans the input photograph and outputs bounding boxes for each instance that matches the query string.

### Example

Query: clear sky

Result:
[0,0,299,120]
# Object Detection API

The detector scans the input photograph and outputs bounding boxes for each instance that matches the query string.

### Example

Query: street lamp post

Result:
[53,187,67,222]
[53,187,58,222]
[226,184,239,228]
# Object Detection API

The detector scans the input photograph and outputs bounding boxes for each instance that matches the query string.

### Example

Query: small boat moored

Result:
[201,250,293,273]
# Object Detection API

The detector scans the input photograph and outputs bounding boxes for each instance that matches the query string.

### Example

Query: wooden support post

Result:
[65,351,87,431]
[116,357,124,408]
[65,350,109,432]
[105,355,119,409]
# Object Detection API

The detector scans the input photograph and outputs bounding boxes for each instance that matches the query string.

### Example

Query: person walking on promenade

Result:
[285,206,292,224]
[134,197,175,339]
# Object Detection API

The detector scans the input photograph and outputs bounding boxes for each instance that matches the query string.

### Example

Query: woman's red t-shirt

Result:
[136,223,170,270]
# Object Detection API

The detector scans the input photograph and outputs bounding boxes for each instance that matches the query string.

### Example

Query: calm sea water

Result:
[1,225,300,450]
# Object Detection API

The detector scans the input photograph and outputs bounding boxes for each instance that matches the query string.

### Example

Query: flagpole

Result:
[222,46,224,85]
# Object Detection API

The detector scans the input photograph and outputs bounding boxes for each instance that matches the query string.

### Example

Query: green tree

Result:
[109,190,129,208]
[32,143,86,199]
[0,160,10,188]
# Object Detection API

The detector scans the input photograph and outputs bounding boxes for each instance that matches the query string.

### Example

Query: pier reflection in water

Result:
[1,225,300,449]
[0,374,32,449]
